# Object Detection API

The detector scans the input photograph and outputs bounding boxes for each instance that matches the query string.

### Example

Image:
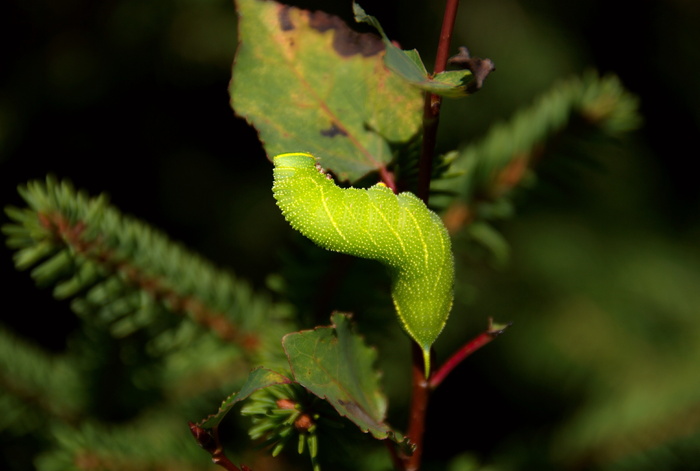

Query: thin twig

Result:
[416,0,461,202]
[434,0,461,75]
[408,2,462,468]
[405,0,459,471]
[405,343,430,471]
[384,439,405,471]
[189,423,249,471]
[379,165,398,193]
[417,94,440,202]
[429,318,511,390]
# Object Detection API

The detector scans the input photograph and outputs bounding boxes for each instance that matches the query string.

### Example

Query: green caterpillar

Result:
[272,152,454,377]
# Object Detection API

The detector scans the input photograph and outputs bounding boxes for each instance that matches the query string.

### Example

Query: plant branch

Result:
[385,439,405,471]
[379,165,398,193]
[417,94,440,203]
[416,0,460,202]
[429,318,511,390]
[37,211,260,350]
[189,423,251,471]
[434,0,461,76]
[408,3,461,469]
[439,73,636,235]
[405,342,430,471]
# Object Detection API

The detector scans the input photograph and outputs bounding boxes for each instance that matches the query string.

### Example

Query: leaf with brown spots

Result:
[231,0,422,182]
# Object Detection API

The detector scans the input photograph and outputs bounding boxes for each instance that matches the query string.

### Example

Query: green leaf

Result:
[197,367,291,429]
[353,2,475,98]
[283,313,403,442]
[232,0,422,182]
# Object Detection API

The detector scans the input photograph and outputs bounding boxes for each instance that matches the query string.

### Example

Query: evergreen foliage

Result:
[435,72,640,263]
[0,325,85,431]
[4,177,290,359]
[442,71,640,205]
[2,177,294,470]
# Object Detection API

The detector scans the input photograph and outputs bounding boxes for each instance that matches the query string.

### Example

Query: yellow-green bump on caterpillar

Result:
[272,152,454,377]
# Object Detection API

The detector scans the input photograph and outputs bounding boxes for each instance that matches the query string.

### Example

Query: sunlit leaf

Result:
[232,0,422,181]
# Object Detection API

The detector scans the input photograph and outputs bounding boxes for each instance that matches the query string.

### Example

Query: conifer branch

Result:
[438,71,641,233]
[35,413,216,471]
[3,177,290,360]
[0,326,85,427]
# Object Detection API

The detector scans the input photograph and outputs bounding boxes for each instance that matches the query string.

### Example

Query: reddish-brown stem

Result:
[405,343,430,471]
[385,439,405,471]
[407,1,461,470]
[434,0,461,75]
[417,0,460,202]
[189,423,247,471]
[380,165,398,193]
[429,321,508,390]
[417,94,440,202]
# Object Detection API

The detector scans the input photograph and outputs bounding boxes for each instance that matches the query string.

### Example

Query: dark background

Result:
[3,0,699,333]
[2,0,700,469]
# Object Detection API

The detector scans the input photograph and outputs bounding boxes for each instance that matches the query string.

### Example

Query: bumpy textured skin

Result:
[272,152,454,375]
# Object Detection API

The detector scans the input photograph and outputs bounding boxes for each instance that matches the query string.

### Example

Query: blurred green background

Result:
[2,0,700,469]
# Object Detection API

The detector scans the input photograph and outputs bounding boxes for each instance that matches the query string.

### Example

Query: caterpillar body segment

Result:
[273,152,454,376]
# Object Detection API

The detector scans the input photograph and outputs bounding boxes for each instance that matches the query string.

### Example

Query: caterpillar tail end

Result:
[422,347,431,380]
